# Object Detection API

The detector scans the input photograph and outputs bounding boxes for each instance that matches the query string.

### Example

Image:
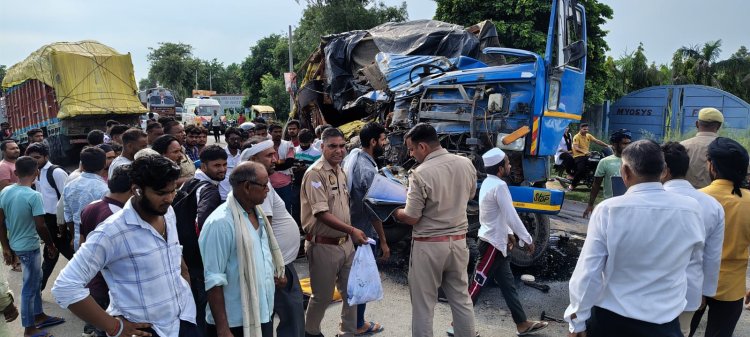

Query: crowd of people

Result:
[0,105,744,337]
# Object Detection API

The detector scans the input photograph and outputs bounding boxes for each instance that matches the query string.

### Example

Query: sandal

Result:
[29,330,53,337]
[517,321,548,336]
[35,316,65,329]
[356,321,384,335]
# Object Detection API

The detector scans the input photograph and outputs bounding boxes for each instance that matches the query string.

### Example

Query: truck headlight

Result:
[547,80,560,111]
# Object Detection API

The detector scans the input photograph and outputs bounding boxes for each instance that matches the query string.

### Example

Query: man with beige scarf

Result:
[199,161,286,337]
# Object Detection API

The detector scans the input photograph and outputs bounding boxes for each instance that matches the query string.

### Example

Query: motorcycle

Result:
[553,147,613,189]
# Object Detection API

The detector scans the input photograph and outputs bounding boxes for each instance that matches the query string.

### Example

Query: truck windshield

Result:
[149,95,176,105]
[197,106,222,116]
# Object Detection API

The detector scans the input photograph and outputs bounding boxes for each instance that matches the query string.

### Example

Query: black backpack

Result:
[37,164,67,199]
[172,179,211,270]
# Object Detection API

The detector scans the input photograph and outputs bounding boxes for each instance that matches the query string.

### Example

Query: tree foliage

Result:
[434,0,613,106]
[240,34,289,104]
[293,0,408,63]
[0,65,6,95]
[259,73,290,120]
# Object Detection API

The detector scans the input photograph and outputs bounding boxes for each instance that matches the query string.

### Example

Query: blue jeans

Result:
[17,249,43,328]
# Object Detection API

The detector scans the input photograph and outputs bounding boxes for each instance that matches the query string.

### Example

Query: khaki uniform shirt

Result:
[179,152,196,180]
[300,158,350,237]
[403,149,477,237]
[681,132,718,189]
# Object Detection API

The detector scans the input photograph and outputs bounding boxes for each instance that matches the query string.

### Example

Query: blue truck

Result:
[295,0,587,266]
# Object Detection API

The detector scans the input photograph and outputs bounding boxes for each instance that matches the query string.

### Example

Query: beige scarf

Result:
[227,192,285,337]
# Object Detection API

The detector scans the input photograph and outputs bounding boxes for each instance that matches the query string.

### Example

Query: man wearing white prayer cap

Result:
[241,136,306,336]
[463,147,548,335]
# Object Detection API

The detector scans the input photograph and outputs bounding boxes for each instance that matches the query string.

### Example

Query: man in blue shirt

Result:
[343,122,388,335]
[63,147,109,251]
[0,156,64,337]
[199,161,286,337]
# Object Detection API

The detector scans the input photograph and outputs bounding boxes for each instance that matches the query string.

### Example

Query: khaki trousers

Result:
[304,240,357,336]
[409,238,476,337]
[678,311,694,337]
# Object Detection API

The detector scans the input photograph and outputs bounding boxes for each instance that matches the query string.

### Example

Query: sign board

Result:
[284,72,297,93]
[213,95,245,109]
[192,90,216,97]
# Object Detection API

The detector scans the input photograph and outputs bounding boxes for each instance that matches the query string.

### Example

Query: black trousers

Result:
[559,152,575,175]
[689,297,743,337]
[207,322,273,337]
[189,268,208,336]
[571,155,589,187]
[212,126,221,142]
[142,320,203,337]
[586,306,681,337]
[467,240,527,324]
[40,213,74,290]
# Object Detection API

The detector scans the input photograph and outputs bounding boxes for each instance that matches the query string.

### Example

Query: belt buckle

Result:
[338,237,346,245]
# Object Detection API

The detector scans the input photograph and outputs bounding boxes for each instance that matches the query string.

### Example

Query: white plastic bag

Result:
[347,238,384,306]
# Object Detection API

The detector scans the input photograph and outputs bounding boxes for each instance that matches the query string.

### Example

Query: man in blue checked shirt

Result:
[62,147,109,252]
[53,155,199,337]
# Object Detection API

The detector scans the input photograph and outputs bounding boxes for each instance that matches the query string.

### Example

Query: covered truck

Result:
[1,41,146,164]
[294,0,587,266]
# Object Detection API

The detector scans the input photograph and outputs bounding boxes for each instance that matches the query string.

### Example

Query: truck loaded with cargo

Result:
[1,41,146,165]
[293,0,587,266]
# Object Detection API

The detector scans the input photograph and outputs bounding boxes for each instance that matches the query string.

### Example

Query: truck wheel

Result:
[509,213,550,267]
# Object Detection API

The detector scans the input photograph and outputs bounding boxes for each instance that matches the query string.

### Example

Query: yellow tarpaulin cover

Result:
[300,277,343,302]
[340,120,367,139]
[1,40,147,119]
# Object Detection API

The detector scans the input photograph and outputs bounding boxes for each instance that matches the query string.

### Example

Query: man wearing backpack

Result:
[25,142,72,290]
[174,145,227,336]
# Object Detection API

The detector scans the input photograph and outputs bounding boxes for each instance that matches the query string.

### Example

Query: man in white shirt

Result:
[466,148,548,335]
[25,142,73,290]
[565,140,705,337]
[242,138,306,337]
[108,128,148,179]
[661,142,724,337]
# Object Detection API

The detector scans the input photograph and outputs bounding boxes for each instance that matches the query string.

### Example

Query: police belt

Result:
[412,234,466,243]
[305,234,348,245]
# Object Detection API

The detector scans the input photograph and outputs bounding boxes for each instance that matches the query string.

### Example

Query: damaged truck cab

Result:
[386,0,586,265]
[294,0,587,266]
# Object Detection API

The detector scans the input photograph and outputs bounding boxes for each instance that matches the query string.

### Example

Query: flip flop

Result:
[356,321,384,335]
[29,330,53,337]
[517,321,548,336]
[35,316,65,329]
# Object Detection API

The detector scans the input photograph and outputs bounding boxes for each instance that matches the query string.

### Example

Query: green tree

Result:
[293,0,408,62]
[259,73,291,120]
[138,76,157,91]
[224,63,244,94]
[713,46,750,103]
[434,0,613,106]
[673,40,723,86]
[146,42,196,98]
[0,65,6,95]
[241,34,289,104]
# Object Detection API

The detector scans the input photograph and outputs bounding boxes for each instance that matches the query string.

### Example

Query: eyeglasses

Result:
[246,180,269,189]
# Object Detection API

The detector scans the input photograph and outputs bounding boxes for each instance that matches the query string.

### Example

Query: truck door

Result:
[537,0,587,156]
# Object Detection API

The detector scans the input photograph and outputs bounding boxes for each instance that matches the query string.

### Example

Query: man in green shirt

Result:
[583,129,632,218]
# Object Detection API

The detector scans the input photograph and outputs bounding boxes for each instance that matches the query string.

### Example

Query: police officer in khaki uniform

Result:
[680,107,724,188]
[301,127,368,337]
[395,123,477,337]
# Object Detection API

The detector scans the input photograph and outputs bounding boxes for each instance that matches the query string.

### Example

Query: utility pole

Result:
[288,25,294,114]
[209,68,213,91]
[195,69,198,91]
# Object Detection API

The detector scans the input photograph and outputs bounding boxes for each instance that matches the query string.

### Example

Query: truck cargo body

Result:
[5,79,139,163]
[1,41,146,164]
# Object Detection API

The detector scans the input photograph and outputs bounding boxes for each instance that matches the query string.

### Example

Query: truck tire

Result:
[509,213,550,267]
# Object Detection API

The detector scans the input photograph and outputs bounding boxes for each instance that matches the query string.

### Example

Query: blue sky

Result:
[1,0,747,83]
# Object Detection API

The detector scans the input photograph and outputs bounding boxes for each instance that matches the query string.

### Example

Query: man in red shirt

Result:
[78,165,133,337]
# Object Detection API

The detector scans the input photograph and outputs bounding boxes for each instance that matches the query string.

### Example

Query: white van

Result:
[183,97,224,128]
